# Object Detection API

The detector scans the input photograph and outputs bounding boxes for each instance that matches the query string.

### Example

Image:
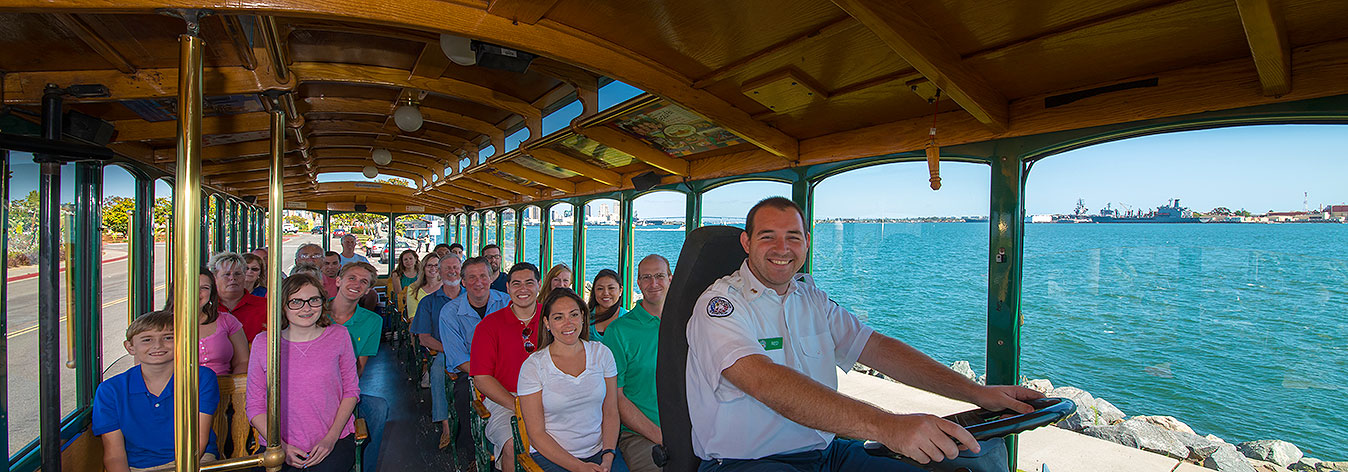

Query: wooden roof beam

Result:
[2,65,278,104]
[113,112,271,142]
[310,148,444,180]
[301,96,505,150]
[154,138,294,163]
[292,62,543,144]
[205,157,436,186]
[1236,0,1292,96]
[303,119,476,149]
[219,15,257,71]
[49,14,136,74]
[578,125,689,177]
[443,179,513,201]
[491,162,575,193]
[409,41,453,78]
[831,0,1009,132]
[467,172,540,197]
[486,0,560,25]
[524,147,621,187]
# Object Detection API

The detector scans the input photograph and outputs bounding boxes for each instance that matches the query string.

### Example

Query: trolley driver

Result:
[685,197,1044,471]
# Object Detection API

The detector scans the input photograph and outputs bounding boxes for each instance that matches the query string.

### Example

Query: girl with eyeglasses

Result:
[470,262,543,472]
[518,288,628,472]
[246,273,360,472]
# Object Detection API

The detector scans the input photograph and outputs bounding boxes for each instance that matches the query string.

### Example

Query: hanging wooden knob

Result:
[925,138,941,190]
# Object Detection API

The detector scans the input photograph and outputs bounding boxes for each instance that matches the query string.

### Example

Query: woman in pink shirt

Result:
[246,273,360,472]
[195,267,248,375]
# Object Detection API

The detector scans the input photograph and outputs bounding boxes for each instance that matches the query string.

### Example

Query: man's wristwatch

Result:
[598,449,617,459]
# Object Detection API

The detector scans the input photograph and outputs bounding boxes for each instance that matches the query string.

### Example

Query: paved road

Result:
[4,235,315,456]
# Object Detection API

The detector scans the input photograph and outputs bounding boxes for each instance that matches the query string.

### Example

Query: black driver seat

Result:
[656,225,747,472]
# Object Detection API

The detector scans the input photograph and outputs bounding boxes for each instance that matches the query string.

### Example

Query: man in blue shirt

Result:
[94,311,219,471]
[438,256,509,469]
[410,253,464,448]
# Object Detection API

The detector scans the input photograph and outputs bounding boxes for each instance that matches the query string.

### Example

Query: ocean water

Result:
[511,222,1347,457]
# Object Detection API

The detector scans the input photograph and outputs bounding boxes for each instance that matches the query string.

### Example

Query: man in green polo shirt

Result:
[601,254,670,472]
[329,261,387,472]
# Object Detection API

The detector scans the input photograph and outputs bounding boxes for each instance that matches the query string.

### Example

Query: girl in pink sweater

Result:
[246,273,360,472]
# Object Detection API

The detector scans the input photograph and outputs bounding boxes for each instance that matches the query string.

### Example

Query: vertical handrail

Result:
[513,210,524,265]
[63,214,76,369]
[36,83,64,472]
[572,202,586,290]
[127,210,136,323]
[617,195,635,309]
[172,30,205,472]
[1,149,11,459]
[263,100,287,472]
[539,208,553,273]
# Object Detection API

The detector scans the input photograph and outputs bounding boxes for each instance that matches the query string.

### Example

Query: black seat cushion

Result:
[656,226,746,472]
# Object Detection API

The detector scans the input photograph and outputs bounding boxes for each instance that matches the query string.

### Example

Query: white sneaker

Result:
[419,372,430,389]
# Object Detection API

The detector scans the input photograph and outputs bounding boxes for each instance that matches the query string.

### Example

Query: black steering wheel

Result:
[862,397,1075,468]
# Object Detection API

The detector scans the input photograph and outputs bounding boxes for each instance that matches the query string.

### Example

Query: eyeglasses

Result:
[246,267,262,272]
[637,273,669,282]
[297,253,323,260]
[286,296,324,310]
[522,325,535,353]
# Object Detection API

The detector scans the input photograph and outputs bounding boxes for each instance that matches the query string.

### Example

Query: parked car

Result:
[310,225,325,234]
[379,236,419,264]
[332,228,348,238]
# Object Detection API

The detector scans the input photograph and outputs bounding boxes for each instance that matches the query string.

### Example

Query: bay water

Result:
[512,222,1346,457]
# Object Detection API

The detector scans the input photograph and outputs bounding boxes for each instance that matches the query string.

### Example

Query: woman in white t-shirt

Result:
[517,288,628,472]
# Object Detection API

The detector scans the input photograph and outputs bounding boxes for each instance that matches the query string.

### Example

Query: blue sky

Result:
[16,81,1344,220]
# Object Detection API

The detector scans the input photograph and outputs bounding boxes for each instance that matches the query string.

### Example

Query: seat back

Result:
[212,374,252,458]
[656,226,746,472]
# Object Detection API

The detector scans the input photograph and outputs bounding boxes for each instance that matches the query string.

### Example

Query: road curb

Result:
[6,255,129,283]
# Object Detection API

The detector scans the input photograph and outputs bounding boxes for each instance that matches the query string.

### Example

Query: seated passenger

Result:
[448,242,465,259]
[686,197,1042,471]
[470,262,543,472]
[405,253,442,324]
[600,255,670,472]
[321,251,341,296]
[433,243,451,259]
[210,251,267,342]
[291,243,324,276]
[518,288,628,472]
[388,249,420,314]
[338,234,369,266]
[194,267,249,375]
[587,269,625,342]
[94,310,219,472]
[483,244,508,292]
[242,252,267,297]
[246,274,359,472]
[538,263,572,311]
[329,261,388,472]
[410,253,465,447]
[438,255,510,468]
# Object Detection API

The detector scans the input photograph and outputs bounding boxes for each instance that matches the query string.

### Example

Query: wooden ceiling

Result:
[1,0,1347,214]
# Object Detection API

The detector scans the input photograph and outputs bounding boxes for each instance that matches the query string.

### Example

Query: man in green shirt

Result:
[329,261,387,472]
[601,254,670,472]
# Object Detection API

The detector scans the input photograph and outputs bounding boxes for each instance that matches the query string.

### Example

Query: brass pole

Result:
[173,32,205,472]
[263,100,287,472]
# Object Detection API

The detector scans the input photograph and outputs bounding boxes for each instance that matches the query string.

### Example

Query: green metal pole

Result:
[132,172,153,317]
[74,162,102,401]
[685,187,702,239]
[514,208,524,264]
[495,210,504,248]
[478,211,487,255]
[987,154,1025,469]
[0,150,8,457]
[213,195,225,254]
[791,173,815,273]
[539,206,553,272]
[387,213,396,275]
[572,201,586,286]
[618,193,636,309]
[232,200,242,253]
[323,210,332,251]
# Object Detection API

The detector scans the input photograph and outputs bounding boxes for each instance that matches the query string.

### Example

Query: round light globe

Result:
[372,148,393,166]
[393,104,423,132]
[362,166,379,179]
[439,34,477,66]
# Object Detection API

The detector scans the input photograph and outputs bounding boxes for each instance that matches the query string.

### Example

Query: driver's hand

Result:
[973,385,1044,414]
[876,413,979,463]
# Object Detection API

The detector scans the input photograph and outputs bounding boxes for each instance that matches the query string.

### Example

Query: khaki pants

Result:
[618,430,661,472]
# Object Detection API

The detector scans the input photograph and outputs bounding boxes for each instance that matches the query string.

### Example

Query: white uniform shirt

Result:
[517,340,617,458]
[685,260,874,460]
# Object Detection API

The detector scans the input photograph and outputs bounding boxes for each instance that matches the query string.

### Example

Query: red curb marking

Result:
[6,255,130,282]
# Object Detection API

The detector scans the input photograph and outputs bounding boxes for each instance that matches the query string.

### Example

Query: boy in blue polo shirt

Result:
[93,310,220,471]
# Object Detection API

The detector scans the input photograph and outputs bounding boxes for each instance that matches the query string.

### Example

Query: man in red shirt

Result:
[470,262,541,472]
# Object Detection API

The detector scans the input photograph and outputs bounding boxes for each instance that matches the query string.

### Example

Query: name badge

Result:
[758,337,783,351]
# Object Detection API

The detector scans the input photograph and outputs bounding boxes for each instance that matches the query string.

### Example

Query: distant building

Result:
[1326,205,1348,221]
[1265,211,1308,222]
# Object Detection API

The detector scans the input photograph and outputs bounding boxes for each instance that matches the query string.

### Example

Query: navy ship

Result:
[1091,199,1202,223]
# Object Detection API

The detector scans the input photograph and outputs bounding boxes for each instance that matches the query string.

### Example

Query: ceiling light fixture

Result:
[372,147,393,166]
[440,34,477,66]
[362,166,379,179]
[393,97,423,132]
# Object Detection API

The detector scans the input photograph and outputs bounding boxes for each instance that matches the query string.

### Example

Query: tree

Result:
[101,196,136,236]
[374,177,413,188]
[152,197,172,239]
[283,214,311,231]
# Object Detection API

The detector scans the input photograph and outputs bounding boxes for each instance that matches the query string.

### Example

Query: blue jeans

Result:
[531,448,631,472]
[357,394,388,472]
[430,353,449,422]
[698,439,919,472]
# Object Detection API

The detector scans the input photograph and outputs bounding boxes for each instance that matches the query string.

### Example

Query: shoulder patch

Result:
[706,296,735,317]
